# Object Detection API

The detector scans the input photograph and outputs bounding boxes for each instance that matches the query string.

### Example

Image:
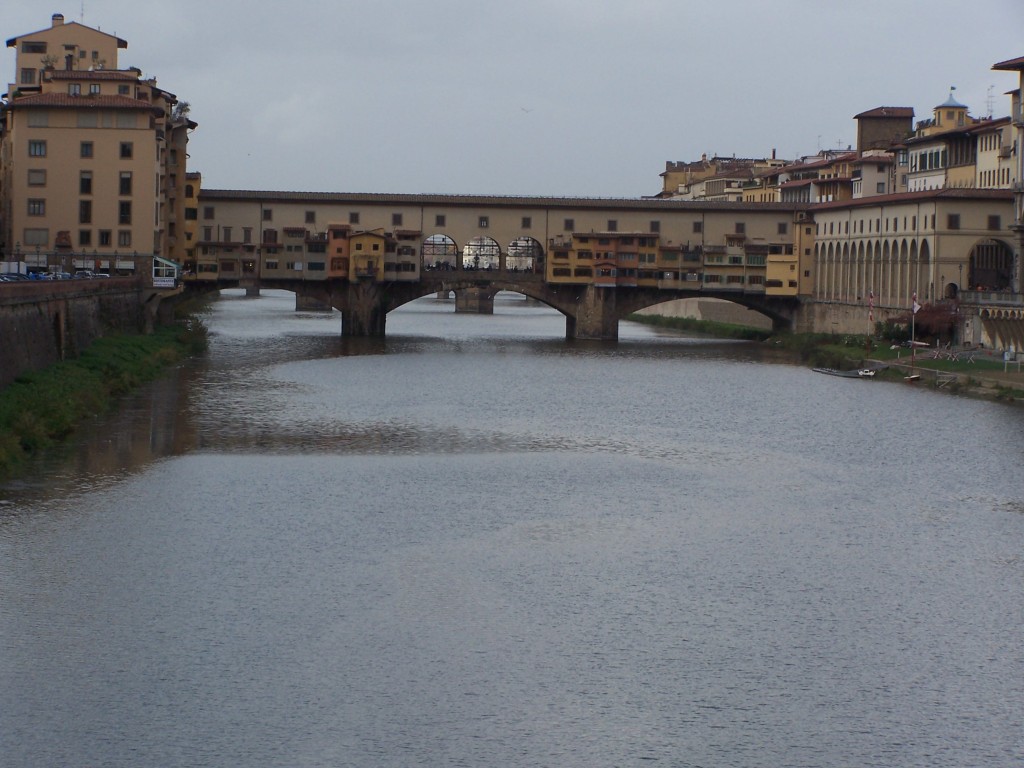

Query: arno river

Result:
[1,290,1022,767]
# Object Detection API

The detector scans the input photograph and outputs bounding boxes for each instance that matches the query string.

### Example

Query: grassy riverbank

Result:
[629,313,1024,401]
[626,313,773,342]
[0,319,207,479]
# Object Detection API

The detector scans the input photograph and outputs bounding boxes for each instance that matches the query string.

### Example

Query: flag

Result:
[912,292,921,314]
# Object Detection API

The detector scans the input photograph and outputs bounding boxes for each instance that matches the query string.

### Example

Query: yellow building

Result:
[1,13,195,276]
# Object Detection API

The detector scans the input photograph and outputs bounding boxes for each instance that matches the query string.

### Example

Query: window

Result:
[243,228,252,244]
[80,141,93,158]
[79,230,91,246]
[22,41,47,53]
[79,200,92,224]
[876,182,886,194]
[735,222,746,234]
[988,215,1001,231]
[68,83,81,95]
[349,212,360,224]
[20,68,36,85]
[947,214,960,230]
[185,208,197,220]
[99,230,112,246]
[28,111,49,127]
[223,228,232,243]
[203,206,215,220]
[119,172,132,196]
[564,218,574,231]
[118,201,132,225]
[118,231,132,247]
[80,171,92,194]
[28,199,46,216]
[23,228,49,246]
[119,142,133,159]
[693,221,703,234]
[118,84,130,95]
[28,140,46,157]
[522,216,532,229]
[649,220,660,233]
[435,214,446,227]
[478,216,489,228]
[306,210,316,224]
[777,222,788,235]
[28,169,46,186]
[391,213,403,227]
[262,208,273,222]
[607,220,617,232]
[203,226,213,241]
[89,83,100,95]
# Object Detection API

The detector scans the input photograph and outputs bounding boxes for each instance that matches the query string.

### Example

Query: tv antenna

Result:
[986,85,995,118]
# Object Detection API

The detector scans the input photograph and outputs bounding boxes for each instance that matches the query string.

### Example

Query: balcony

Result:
[960,290,1023,307]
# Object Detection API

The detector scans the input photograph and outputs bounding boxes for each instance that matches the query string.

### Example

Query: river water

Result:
[2,290,1023,768]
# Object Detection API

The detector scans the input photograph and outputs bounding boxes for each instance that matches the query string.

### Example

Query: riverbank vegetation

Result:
[0,318,207,479]
[630,312,1024,400]
[626,313,773,342]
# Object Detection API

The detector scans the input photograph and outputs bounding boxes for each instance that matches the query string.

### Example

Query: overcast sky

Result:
[5,1,1024,197]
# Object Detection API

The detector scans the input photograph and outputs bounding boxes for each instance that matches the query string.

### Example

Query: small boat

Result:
[813,367,874,379]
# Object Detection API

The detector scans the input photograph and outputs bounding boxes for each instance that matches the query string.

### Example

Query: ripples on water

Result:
[2,290,1023,767]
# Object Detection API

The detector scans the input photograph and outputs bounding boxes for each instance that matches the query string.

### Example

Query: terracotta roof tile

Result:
[10,92,163,112]
[811,188,1012,211]
[854,106,915,119]
[200,189,810,213]
[992,55,1024,71]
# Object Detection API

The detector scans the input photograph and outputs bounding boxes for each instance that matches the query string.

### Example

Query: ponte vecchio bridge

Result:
[187,190,809,339]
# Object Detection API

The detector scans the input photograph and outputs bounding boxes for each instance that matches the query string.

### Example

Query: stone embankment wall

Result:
[0,279,146,388]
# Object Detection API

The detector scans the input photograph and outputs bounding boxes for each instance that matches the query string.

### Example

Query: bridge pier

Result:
[568,285,619,340]
[340,281,388,336]
[341,305,386,336]
[454,286,496,314]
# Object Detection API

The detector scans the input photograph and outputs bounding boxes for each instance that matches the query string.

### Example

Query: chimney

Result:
[52,13,65,27]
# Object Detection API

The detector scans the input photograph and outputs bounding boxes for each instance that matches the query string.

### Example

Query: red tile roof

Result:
[811,188,1012,211]
[10,92,163,112]
[854,106,915,119]
[5,20,127,49]
[992,55,1024,71]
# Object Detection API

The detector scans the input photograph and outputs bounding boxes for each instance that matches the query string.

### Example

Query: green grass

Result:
[0,319,207,479]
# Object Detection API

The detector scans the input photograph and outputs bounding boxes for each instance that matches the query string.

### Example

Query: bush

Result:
[0,319,207,478]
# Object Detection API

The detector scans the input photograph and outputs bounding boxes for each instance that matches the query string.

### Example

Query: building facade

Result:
[810,189,1014,311]
[1,13,194,275]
